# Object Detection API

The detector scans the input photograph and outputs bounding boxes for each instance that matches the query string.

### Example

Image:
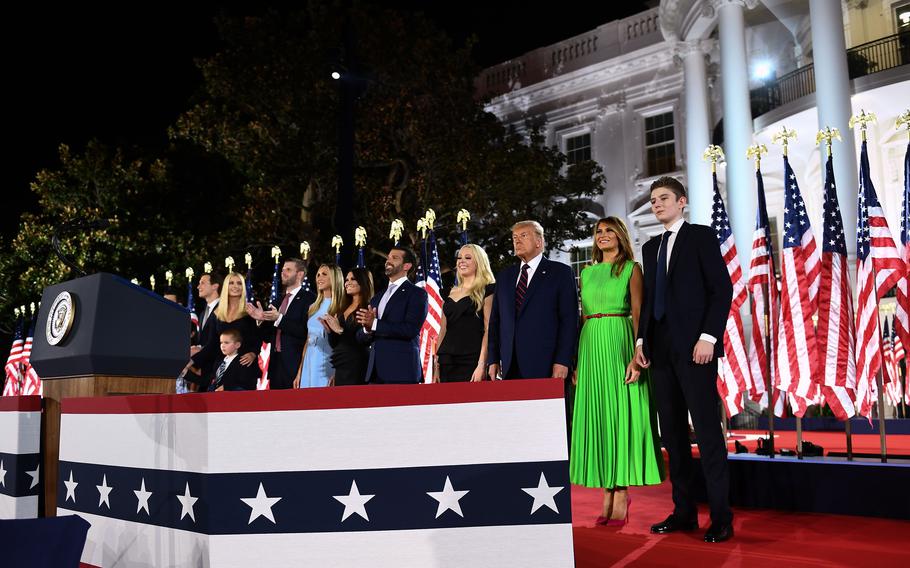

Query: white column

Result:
[716,0,756,272]
[680,40,713,225]
[810,0,857,255]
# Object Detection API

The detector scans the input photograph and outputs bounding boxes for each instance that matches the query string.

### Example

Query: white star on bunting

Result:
[333,480,375,522]
[64,470,78,503]
[0,461,6,487]
[241,482,282,525]
[427,476,469,518]
[177,482,198,522]
[521,472,564,514]
[26,465,40,490]
[96,474,113,508]
[134,478,152,515]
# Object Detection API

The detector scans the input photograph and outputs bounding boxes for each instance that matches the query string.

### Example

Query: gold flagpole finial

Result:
[746,143,769,171]
[355,227,367,248]
[389,219,404,244]
[185,267,195,280]
[702,145,725,173]
[417,218,428,240]
[849,109,876,142]
[203,261,213,274]
[271,246,281,263]
[14,307,20,318]
[149,275,157,291]
[815,127,842,157]
[897,110,910,140]
[165,270,173,286]
[244,252,253,270]
[130,278,139,286]
[331,235,344,254]
[225,256,235,273]
[424,209,436,230]
[19,305,26,316]
[457,209,471,232]
[299,242,310,260]
[771,125,798,156]
[30,302,36,316]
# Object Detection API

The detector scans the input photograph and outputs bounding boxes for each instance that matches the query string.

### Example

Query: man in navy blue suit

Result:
[487,220,578,381]
[634,176,734,543]
[356,246,429,384]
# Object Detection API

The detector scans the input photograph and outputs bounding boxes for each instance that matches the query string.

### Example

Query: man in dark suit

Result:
[356,246,428,384]
[246,258,316,389]
[634,176,734,543]
[487,220,578,381]
[187,269,223,391]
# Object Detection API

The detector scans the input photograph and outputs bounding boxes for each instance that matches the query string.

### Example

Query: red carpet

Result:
[571,475,910,566]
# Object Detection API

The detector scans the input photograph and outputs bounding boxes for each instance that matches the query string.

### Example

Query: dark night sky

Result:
[3,2,650,239]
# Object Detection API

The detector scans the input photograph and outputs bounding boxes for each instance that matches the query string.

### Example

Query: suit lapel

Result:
[667,222,689,277]
[502,264,518,318]
[382,280,410,318]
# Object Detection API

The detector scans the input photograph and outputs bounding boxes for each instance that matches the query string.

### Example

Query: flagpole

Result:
[749,143,775,459]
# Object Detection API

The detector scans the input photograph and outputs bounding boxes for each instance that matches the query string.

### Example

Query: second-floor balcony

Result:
[750,31,909,118]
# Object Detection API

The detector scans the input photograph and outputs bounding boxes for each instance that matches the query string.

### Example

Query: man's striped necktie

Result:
[515,263,530,313]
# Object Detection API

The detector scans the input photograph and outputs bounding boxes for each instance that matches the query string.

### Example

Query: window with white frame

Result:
[570,245,593,283]
[565,133,592,165]
[644,111,677,176]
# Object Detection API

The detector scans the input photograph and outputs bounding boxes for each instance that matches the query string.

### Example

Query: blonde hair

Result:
[457,244,496,312]
[214,272,249,323]
[591,217,634,277]
[309,264,345,317]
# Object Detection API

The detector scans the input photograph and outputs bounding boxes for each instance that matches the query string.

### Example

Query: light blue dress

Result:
[299,298,333,388]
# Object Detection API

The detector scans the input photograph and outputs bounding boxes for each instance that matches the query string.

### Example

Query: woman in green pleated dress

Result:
[570,216,665,526]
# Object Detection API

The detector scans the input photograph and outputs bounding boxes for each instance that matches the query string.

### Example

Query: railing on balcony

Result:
[750,31,909,117]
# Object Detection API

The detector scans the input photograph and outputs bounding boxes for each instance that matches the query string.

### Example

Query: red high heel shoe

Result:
[605,496,632,527]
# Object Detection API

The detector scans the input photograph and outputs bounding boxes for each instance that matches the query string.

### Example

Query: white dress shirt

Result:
[200,299,219,330]
[275,284,303,327]
[371,276,409,331]
[515,252,544,286]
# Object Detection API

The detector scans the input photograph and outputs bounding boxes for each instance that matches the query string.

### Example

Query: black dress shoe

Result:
[703,522,734,543]
[650,514,698,534]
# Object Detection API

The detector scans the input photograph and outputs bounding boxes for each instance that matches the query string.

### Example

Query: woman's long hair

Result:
[457,244,496,312]
[338,267,375,315]
[309,264,345,317]
[591,217,634,277]
[214,272,248,322]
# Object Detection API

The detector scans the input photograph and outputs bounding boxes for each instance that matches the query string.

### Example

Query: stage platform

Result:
[571,482,910,567]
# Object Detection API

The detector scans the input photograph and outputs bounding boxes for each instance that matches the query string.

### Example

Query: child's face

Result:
[220,336,241,356]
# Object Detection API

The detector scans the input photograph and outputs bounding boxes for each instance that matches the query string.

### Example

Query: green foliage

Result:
[1,2,605,332]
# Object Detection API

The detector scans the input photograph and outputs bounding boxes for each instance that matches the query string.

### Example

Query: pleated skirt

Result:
[569,317,665,488]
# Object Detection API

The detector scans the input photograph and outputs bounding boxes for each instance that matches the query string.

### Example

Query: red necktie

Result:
[515,264,530,313]
[275,293,292,352]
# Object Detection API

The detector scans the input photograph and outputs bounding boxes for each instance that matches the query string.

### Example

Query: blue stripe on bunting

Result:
[0,451,41,498]
[57,460,570,534]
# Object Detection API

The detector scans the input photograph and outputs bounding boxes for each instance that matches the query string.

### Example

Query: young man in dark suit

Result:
[634,176,734,543]
[246,258,316,389]
[487,220,578,381]
[187,269,223,391]
[208,329,257,391]
[356,246,429,384]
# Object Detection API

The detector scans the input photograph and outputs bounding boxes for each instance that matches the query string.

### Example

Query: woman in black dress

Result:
[435,244,496,382]
[319,267,374,386]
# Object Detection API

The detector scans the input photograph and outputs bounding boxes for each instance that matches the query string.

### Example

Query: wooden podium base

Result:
[41,375,175,517]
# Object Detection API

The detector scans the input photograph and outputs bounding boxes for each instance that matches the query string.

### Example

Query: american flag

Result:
[882,318,902,406]
[816,154,857,420]
[895,141,910,358]
[774,156,820,417]
[746,169,786,416]
[187,279,199,335]
[20,318,41,396]
[855,140,905,419]
[417,230,443,383]
[3,316,24,396]
[710,172,752,417]
[257,260,283,391]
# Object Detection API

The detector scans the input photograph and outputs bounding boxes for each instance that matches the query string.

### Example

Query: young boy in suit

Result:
[209,329,257,391]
